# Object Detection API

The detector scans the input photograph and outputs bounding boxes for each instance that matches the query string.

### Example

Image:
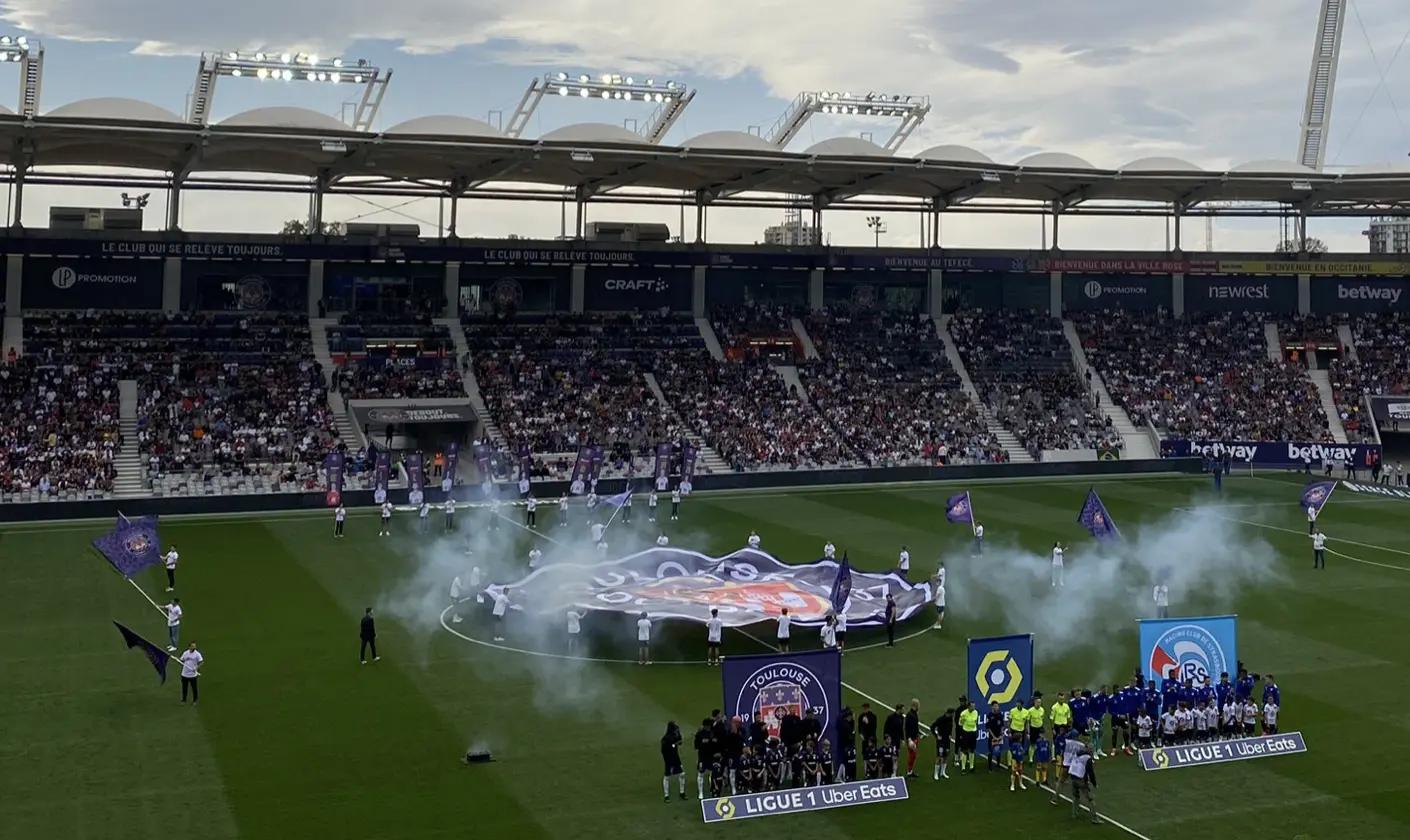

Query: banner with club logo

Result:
[966,634,1035,756]
[1139,732,1307,771]
[1139,615,1237,689]
[22,257,165,309]
[1062,273,1171,311]
[405,451,425,506]
[653,442,672,487]
[681,441,698,492]
[723,649,843,763]
[700,778,907,823]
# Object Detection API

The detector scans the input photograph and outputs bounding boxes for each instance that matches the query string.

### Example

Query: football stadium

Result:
[3,3,1410,839]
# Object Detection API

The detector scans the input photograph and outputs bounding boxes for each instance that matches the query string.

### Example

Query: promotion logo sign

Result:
[1139,615,1236,688]
[723,649,842,761]
[966,633,1034,755]
[1063,274,1168,311]
[1139,732,1307,771]
[700,778,908,822]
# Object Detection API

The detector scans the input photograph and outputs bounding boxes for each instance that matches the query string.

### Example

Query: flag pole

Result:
[126,578,168,618]
[967,491,977,537]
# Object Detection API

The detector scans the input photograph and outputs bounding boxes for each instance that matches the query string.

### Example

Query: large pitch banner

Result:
[1139,732,1307,771]
[967,634,1034,756]
[485,547,929,627]
[700,778,907,823]
[1140,615,1237,688]
[723,649,842,763]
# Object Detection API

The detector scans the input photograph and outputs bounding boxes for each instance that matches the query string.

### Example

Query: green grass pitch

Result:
[2,472,1408,840]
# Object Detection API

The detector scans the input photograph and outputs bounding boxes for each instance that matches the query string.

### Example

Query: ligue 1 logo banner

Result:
[967,634,1035,756]
[323,451,345,507]
[1139,615,1237,689]
[723,649,843,762]
[406,451,425,506]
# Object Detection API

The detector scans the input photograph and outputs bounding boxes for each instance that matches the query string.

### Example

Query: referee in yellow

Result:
[1051,691,1072,736]
[1027,695,1046,759]
[958,701,980,773]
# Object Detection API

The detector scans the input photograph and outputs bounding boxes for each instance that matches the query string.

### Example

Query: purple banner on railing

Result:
[654,442,672,482]
[681,441,697,493]
[1162,439,1382,467]
[587,445,605,485]
[518,443,533,480]
[570,445,593,494]
[406,451,425,506]
[443,441,459,492]
[473,443,494,483]
[323,451,345,507]
[373,448,391,504]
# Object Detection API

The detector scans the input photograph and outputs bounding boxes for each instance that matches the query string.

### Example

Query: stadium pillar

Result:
[1049,272,1062,317]
[308,260,324,317]
[5,254,20,311]
[927,269,943,319]
[166,180,182,231]
[1172,206,1183,251]
[1051,205,1061,249]
[808,268,824,311]
[571,264,586,313]
[1298,274,1311,314]
[692,265,706,317]
[1172,273,1185,317]
[162,258,180,313]
[443,262,459,317]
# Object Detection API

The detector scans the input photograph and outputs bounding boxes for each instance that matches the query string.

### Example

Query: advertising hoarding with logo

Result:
[1161,439,1382,467]
[1062,273,1171,311]
[22,257,164,309]
[1185,275,1297,313]
[1310,275,1410,313]
[1139,615,1237,689]
[966,633,1035,755]
[584,266,691,310]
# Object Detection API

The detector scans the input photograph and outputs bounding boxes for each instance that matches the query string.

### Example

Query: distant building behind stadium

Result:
[763,220,822,246]
[1364,217,1410,254]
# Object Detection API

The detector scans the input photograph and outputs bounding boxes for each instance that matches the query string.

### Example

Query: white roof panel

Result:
[804,137,892,157]
[46,97,182,123]
[540,122,642,144]
[219,107,350,132]
[385,115,502,137]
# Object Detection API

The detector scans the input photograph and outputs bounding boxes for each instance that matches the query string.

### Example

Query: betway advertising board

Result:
[1185,275,1297,313]
[1162,439,1382,466]
[1310,275,1409,313]
[22,257,164,309]
[1062,273,1171,311]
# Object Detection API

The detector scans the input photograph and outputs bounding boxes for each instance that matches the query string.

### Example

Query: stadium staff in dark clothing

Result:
[661,721,687,801]
[883,704,905,755]
[986,700,1005,771]
[360,607,379,664]
[837,706,856,749]
[884,594,898,646]
[903,699,923,778]
[858,702,878,746]
[931,707,955,780]
[693,719,716,801]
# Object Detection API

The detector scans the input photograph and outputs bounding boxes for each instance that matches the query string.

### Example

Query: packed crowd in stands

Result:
[330,312,464,400]
[464,313,692,461]
[1329,313,1410,441]
[949,310,1116,459]
[1075,311,1331,442]
[711,303,799,354]
[800,307,1004,465]
[0,355,120,498]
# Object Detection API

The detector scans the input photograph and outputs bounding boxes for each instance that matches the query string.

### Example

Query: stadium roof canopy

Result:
[6,104,1410,218]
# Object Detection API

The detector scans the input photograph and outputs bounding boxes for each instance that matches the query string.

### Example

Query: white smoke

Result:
[947,505,1281,674]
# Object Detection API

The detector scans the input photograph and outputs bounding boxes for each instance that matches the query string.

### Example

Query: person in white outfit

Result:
[823,542,836,560]
[1051,543,1066,587]
[776,608,792,652]
[1153,583,1169,618]
[747,531,761,549]
[637,612,653,665]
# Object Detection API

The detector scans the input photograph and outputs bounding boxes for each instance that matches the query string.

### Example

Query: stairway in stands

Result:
[438,318,506,447]
[933,315,1034,464]
[642,372,730,473]
[1308,368,1349,443]
[1061,319,1157,459]
[311,317,365,448]
[114,379,148,498]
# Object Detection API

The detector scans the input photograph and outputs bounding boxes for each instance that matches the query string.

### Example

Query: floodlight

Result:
[506,70,696,142]
[980,170,1001,182]
[766,89,931,150]
[256,67,268,79]
[556,71,567,81]
[281,68,293,80]
[231,68,242,77]
[625,76,634,84]
[579,88,589,97]
[600,90,610,99]
[255,52,266,61]
[558,85,568,96]
[330,72,341,83]
[280,52,292,63]
[579,74,589,82]
[1291,180,1313,191]
[333,58,343,67]
[190,49,391,128]
[1,36,11,45]
[353,74,364,83]
[308,54,319,65]
[226,50,238,59]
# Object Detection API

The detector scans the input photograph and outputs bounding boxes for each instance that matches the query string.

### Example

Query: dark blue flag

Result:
[93,515,162,578]
[829,553,853,614]
[113,621,170,684]
[1299,480,1336,513]
[1077,488,1121,542]
[945,491,975,525]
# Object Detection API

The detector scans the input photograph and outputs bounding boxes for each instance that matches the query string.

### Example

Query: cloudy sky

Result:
[4,0,1410,250]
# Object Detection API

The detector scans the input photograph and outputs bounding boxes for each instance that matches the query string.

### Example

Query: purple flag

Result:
[92,515,161,578]
[586,445,605,484]
[406,451,425,505]
[944,491,974,525]
[829,553,853,614]
[474,443,493,482]
[1299,480,1336,513]
[653,442,672,482]
[681,442,698,482]
[603,488,632,508]
[113,621,169,684]
[1077,488,1121,542]
[323,450,345,507]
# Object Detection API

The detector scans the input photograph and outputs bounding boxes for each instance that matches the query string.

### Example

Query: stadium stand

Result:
[0,354,120,500]
[330,313,463,400]
[949,310,1115,459]
[799,306,1003,466]
[1329,313,1410,441]
[1074,311,1332,442]
[711,303,801,359]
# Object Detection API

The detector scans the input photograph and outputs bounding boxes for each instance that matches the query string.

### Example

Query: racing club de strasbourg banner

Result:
[1140,615,1238,688]
[723,649,843,763]
[967,634,1034,756]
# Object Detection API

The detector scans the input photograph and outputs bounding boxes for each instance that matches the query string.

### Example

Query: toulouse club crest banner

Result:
[484,546,930,628]
[323,451,345,507]
[1139,615,1237,689]
[92,514,162,578]
[373,448,391,504]
[723,649,843,764]
[406,451,425,506]
[1161,439,1382,467]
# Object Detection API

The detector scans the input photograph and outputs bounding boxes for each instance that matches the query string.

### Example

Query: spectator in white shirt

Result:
[897,546,910,579]
[747,531,761,550]
[491,588,510,641]
[777,608,792,652]
[706,608,723,665]
[164,598,183,651]
[164,546,179,592]
[179,642,203,704]
[1311,528,1327,569]
[656,533,670,546]
[1153,584,1170,618]
[567,610,583,654]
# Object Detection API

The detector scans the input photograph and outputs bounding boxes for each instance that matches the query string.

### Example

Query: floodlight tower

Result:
[504,72,696,143]
[187,50,391,130]
[0,35,43,118]
[1297,0,1346,171]
[765,91,930,151]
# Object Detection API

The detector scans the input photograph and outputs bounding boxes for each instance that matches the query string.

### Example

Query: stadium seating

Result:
[331,314,463,399]
[949,310,1114,459]
[1074,311,1331,442]
[0,355,120,499]
[711,303,800,357]
[1329,314,1410,442]
[799,307,1003,465]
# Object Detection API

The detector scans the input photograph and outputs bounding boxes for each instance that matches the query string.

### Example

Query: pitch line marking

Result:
[1205,513,1410,570]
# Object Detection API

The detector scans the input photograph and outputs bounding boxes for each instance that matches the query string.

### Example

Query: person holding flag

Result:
[1301,480,1335,534]
[944,491,976,539]
[972,522,984,556]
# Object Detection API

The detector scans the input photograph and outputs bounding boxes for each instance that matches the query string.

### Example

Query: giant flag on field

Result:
[92,514,162,578]
[323,450,345,507]
[484,546,928,628]
[1139,615,1238,689]
[113,621,170,683]
[724,649,843,764]
[1077,488,1121,542]
[372,447,391,504]
[967,633,1035,756]
[406,451,425,506]
[1299,480,1336,514]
